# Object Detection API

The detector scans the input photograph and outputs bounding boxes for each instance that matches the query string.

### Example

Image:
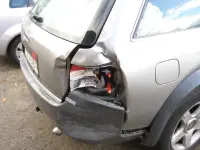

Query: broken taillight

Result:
[70,65,101,91]
[70,65,86,72]
[70,65,115,94]
[69,65,122,105]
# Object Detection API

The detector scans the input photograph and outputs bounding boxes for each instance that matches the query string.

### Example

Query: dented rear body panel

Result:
[21,53,138,143]
[20,0,159,143]
[20,0,200,145]
[20,0,136,143]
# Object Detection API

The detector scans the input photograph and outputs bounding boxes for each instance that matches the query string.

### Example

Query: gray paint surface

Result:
[156,59,180,85]
[21,0,200,138]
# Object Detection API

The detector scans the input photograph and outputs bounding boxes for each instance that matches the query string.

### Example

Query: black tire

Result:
[9,37,22,63]
[154,88,200,150]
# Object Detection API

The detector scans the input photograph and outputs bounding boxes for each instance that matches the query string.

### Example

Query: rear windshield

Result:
[30,0,115,46]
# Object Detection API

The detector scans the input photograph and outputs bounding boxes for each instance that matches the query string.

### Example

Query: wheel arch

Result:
[1,23,21,55]
[6,34,21,54]
[143,68,200,147]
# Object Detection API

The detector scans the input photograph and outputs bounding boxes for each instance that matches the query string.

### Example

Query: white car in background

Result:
[0,0,37,63]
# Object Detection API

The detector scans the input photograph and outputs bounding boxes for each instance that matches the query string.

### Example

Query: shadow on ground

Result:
[0,56,19,69]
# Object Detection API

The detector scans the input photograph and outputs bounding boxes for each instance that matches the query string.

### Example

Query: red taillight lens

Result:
[70,65,86,72]
[32,51,38,61]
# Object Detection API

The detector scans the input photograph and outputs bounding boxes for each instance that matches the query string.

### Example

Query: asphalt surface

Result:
[0,56,144,150]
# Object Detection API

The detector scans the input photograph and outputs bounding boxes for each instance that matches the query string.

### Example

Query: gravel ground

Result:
[0,56,144,150]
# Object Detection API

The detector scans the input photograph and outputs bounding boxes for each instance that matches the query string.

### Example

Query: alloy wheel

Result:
[171,103,200,150]
[15,42,22,60]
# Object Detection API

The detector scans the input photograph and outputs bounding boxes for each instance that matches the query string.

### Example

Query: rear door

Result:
[0,1,9,38]
[8,0,34,20]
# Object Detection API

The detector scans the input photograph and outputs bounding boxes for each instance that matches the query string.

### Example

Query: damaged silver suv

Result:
[20,0,200,149]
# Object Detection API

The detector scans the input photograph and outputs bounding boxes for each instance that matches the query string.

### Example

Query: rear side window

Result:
[135,0,200,38]
[9,0,28,8]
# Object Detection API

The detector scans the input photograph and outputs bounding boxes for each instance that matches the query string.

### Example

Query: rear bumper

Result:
[20,53,143,143]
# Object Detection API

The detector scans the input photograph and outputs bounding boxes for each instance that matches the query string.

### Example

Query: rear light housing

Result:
[69,65,123,106]
[70,65,101,91]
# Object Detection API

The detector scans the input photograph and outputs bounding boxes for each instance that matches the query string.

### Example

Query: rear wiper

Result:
[33,15,43,23]
[29,10,43,23]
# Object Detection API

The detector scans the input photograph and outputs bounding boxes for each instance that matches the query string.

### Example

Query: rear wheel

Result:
[154,89,200,150]
[9,37,22,63]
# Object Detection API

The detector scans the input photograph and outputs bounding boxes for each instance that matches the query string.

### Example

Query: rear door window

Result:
[135,0,200,38]
[9,0,28,8]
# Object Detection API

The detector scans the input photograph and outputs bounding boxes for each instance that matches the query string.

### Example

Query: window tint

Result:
[10,0,28,8]
[135,0,200,38]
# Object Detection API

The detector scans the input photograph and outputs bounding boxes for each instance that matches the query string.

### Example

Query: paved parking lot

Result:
[0,57,144,150]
